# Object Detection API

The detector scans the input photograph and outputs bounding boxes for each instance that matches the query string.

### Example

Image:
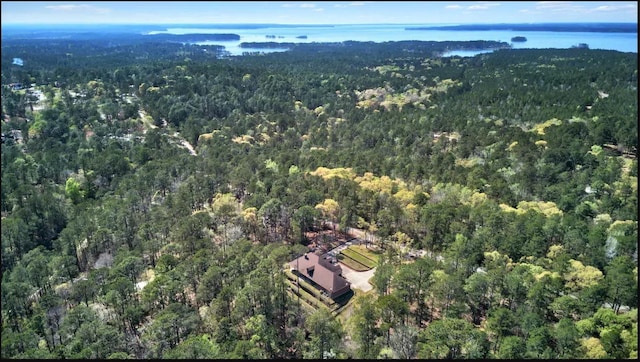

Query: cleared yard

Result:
[341,248,377,269]
[337,254,369,271]
[347,245,381,262]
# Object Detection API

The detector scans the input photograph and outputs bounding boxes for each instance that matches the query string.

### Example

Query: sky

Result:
[1,1,638,25]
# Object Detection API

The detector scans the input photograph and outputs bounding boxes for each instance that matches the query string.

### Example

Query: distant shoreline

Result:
[406,23,638,33]
[3,22,636,32]
[1,22,635,54]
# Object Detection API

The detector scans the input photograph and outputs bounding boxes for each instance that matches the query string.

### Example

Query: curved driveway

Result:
[340,264,376,292]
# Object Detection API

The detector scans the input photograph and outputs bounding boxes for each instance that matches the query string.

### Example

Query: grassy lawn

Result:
[298,279,336,307]
[287,290,317,313]
[337,254,369,271]
[348,245,381,262]
[341,248,377,268]
[287,281,327,310]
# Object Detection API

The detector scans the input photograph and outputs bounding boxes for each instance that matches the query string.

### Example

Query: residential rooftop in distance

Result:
[289,252,350,299]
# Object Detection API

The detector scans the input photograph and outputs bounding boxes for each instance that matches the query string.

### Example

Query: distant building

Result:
[12,58,24,66]
[289,253,351,299]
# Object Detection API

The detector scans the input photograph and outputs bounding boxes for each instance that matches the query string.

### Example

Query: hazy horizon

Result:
[2,1,637,25]
[2,21,638,28]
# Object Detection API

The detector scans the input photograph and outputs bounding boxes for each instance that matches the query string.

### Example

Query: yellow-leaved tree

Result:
[315,199,340,237]
[211,193,241,256]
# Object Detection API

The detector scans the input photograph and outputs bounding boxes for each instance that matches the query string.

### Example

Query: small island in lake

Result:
[511,36,527,42]
[147,33,240,42]
[572,43,590,49]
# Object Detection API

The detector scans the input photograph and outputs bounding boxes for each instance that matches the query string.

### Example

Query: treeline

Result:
[406,22,639,33]
[1,37,637,359]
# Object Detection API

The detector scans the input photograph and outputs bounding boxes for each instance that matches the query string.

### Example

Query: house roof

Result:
[289,253,350,297]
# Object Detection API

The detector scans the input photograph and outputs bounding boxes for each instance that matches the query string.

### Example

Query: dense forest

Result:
[1,32,637,359]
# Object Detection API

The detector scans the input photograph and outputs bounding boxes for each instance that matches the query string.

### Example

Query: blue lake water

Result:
[148,24,638,56]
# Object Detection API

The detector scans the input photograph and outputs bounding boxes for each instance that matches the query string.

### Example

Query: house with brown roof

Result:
[289,252,351,299]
